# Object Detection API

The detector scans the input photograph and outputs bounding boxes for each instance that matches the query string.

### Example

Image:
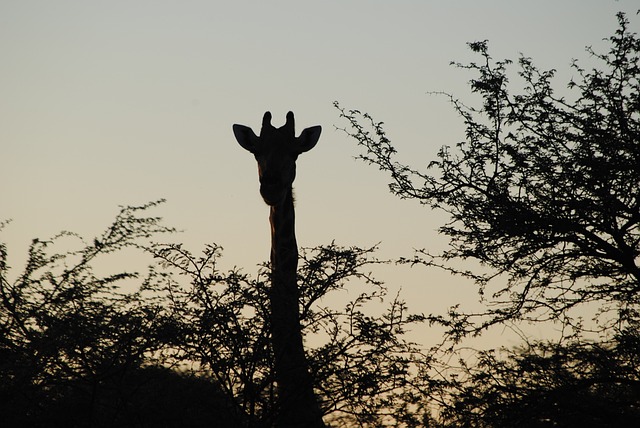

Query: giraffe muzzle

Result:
[260,183,286,206]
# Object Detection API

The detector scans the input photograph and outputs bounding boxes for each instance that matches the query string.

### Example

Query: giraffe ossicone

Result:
[233,111,321,206]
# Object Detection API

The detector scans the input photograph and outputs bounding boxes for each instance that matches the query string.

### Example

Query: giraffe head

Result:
[233,111,321,206]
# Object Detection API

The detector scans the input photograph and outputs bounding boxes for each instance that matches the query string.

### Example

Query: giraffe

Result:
[233,111,325,428]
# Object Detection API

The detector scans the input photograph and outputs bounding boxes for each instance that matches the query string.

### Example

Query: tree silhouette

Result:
[1,202,430,427]
[0,202,242,427]
[153,242,430,427]
[436,326,640,428]
[335,10,640,428]
[336,12,640,340]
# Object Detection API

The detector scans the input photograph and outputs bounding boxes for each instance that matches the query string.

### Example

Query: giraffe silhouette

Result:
[233,111,325,428]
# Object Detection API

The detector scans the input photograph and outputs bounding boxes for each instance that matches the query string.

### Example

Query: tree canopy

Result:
[0,202,428,427]
[336,12,640,340]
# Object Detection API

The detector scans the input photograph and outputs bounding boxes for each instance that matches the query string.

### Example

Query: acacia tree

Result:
[1,202,431,427]
[336,12,640,339]
[154,242,431,427]
[0,202,234,427]
[435,325,640,428]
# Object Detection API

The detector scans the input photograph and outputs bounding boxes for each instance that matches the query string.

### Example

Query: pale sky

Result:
[2,0,638,347]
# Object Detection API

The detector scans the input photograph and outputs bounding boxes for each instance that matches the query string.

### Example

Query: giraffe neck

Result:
[268,188,325,427]
[269,188,298,281]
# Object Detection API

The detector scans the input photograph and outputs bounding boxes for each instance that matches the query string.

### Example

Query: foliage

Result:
[299,245,430,427]
[0,201,238,427]
[153,242,431,427]
[336,12,640,339]
[148,242,276,425]
[0,203,430,427]
[434,327,640,428]
[336,11,640,427]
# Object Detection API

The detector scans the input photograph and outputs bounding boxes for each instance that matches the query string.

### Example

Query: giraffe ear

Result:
[233,124,259,153]
[296,126,321,154]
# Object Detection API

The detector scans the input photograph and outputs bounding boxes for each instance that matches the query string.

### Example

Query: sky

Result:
[2,0,638,348]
